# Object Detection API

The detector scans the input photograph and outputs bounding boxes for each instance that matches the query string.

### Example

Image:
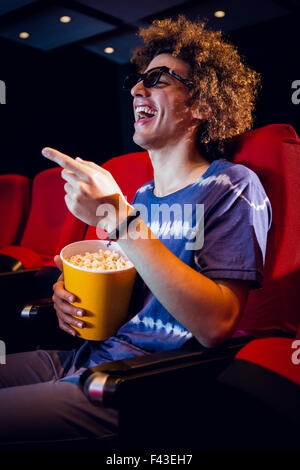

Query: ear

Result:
[192,103,211,121]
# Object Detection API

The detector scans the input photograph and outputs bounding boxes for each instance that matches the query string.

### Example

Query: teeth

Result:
[136,106,157,115]
[135,106,157,120]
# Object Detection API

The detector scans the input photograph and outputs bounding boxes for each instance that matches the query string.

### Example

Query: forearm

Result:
[118,219,241,347]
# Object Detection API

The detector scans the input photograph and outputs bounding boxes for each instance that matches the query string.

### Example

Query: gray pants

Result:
[0,349,118,448]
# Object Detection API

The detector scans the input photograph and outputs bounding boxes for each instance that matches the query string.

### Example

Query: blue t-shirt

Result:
[74,158,272,368]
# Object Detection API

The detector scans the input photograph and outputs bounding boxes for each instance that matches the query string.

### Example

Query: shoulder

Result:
[209,158,262,186]
[201,158,267,199]
[200,159,271,222]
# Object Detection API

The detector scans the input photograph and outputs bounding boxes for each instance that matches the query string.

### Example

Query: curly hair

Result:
[130,15,261,160]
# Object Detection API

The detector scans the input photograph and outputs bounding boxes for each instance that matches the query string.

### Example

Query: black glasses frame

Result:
[123,66,194,90]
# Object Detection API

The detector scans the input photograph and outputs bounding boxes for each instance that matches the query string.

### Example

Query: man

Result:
[0,16,271,446]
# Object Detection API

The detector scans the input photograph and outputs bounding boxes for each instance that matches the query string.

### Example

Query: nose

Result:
[130,80,151,98]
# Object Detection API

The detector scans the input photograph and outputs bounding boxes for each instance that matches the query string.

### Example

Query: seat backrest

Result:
[85,151,153,240]
[232,124,300,336]
[20,167,86,259]
[0,174,30,247]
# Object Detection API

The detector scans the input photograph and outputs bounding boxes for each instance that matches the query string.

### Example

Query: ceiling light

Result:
[104,47,114,54]
[214,10,226,18]
[60,16,71,23]
[19,32,30,39]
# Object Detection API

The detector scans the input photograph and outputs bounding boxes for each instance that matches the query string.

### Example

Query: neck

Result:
[148,139,210,197]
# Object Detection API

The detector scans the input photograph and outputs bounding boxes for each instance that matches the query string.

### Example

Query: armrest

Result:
[0,269,40,312]
[0,268,39,281]
[79,336,260,449]
[0,266,59,288]
[0,266,60,317]
[79,335,254,408]
[0,254,25,272]
[17,298,80,352]
[20,298,54,319]
[79,330,287,406]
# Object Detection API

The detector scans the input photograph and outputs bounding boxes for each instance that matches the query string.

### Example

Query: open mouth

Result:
[135,105,157,125]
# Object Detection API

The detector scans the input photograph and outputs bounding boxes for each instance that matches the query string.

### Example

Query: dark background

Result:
[0,11,299,179]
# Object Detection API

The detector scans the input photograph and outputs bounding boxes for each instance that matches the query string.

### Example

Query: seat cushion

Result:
[235,337,300,386]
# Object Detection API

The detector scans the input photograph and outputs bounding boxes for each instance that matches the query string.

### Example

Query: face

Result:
[131,54,198,150]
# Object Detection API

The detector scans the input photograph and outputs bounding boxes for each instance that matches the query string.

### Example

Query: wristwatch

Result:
[106,209,141,246]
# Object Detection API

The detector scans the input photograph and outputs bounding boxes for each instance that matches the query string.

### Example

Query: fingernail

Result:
[76,310,83,316]
[42,148,50,157]
[69,296,74,302]
[77,322,82,328]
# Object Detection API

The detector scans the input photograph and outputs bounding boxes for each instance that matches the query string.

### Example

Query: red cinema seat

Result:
[0,174,30,247]
[231,124,300,338]
[0,168,86,269]
[216,125,300,448]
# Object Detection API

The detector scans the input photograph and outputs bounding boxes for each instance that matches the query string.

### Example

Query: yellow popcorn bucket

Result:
[60,240,136,341]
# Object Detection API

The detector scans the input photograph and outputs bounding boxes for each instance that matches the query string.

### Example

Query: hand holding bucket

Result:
[60,240,136,341]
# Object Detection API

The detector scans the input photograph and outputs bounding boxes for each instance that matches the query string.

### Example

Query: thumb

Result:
[54,255,63,272]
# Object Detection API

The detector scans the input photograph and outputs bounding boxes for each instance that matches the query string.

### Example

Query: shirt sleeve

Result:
[194,168,272,289]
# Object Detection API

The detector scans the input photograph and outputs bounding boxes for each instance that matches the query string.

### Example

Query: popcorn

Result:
[66,249,133,271]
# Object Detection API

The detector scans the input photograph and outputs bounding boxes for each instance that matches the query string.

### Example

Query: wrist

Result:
[107,207,141,242]
[96,194,133,233]
[116,198,135,228]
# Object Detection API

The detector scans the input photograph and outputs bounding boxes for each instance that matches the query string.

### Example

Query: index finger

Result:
[42,147,87,177]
